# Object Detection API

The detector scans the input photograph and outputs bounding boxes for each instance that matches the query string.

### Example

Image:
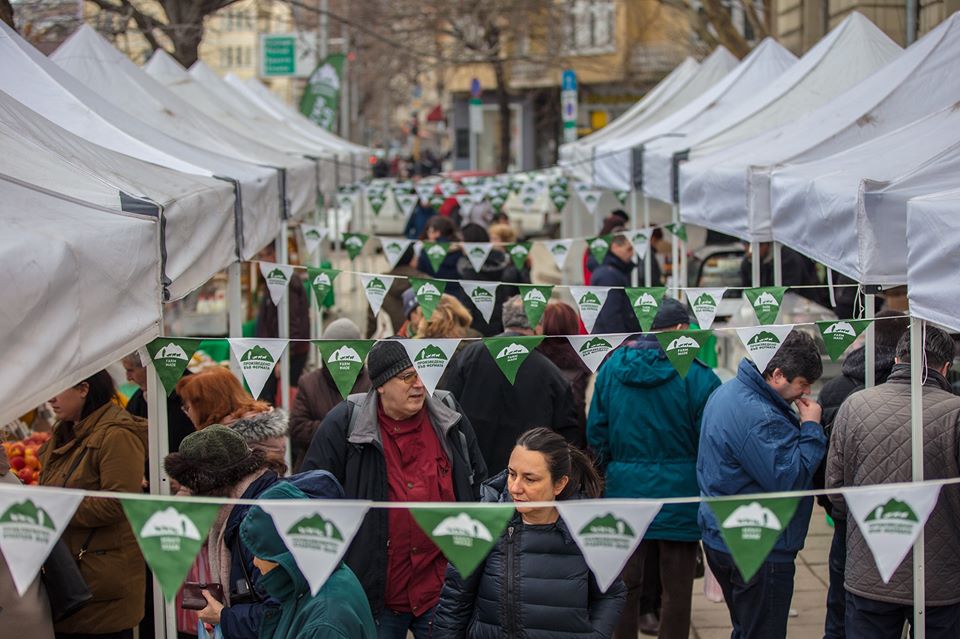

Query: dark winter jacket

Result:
[432,471,626,638]
[537,338,592,438]
[589,253,641,335]
[299,389,488,617]
[365,263,425,337]
[588,336,721,541]
[827,366,960,606]
[457,250,531,336]
[697,359,827,562]
[439,331,582,474]
[404,204,434,239]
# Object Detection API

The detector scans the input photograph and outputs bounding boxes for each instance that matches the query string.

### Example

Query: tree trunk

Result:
[700,0,753,57]
[492,57,511,173]
[0,0,13,30]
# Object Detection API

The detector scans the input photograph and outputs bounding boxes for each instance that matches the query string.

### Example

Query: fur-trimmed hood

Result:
[226,407,289,444]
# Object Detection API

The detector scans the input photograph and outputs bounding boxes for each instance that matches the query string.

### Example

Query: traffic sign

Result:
[260,32,317,78]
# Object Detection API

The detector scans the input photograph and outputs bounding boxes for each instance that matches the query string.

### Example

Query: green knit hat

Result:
[164,425,265,494]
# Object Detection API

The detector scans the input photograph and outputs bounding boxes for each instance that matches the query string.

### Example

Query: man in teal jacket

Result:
[588,299,721,639]
[240,479,377,639]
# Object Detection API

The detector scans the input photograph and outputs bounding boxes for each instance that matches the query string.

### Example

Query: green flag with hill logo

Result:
[306,267,339,311]
[463,280,499,324]
[410,277,447,321]
[259,500,370,595]
[422,241,450,272]
[121,499,220,602]
[258,261,294,306]
[816,320,872,361]
[315,340,376,400]
[506,242,532,271]
[587,235,612,266]
[359,274,395,317]
[744,287,788,325]
[566,334,629,373]
[614,190,630,205]
[518,285,553,328]
[569,286,611,334]
[625,288,667,332]
[0,490,82,596]
[707,496,800,581]
[300,224,327,256]
[551,193,569,211]
[543,239,573,270]
[488,195,506,214]
[399,338,461,395]
[145,338,201,396]
[665,223,688,242]
[736,325,795,373]
[379,238,413,269]
[411,506,514,577]
[484,336,545,384]
[556,501,661,592]
[843,484,941,583]
[228,338,289,399]
[367,192,386,215]
[655,330,711,378]
[429,195,445,209]
[686,287,727,330]
[341,233,368,261]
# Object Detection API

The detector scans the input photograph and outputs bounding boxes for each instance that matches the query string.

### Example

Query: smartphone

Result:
[181,582,225,610]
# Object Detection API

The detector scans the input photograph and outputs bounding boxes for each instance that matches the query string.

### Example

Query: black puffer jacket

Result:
[456,250,530,336]
[433,472,626,639]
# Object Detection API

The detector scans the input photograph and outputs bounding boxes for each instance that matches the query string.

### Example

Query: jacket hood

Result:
[600,251,634,274]
[480,469,511,503]
[239,481,309,596]
[841,344,897,383]
[74,402,148,450]
[228,408,289,444]
[736,358,799,424]
[613,337,677,387]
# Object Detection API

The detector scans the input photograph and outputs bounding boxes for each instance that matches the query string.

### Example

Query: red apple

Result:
[9,456,25,471]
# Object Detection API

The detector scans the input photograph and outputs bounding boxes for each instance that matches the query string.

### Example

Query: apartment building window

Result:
[565,0,615,54]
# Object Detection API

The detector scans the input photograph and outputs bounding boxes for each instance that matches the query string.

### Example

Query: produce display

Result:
[2,432,51,485]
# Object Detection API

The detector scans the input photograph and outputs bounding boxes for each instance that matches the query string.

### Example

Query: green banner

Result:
[665,223,688,242]
[506,242,532,271]
[518,285,553,328]
[342,233,368,261]
[422,241,450,272]
[816,320,873,362]
[300,53,345,130]
[625,288,667,332]
[121,500,220,602]
[587,235,612,266]
[484,336,545,384]
[306,267,340,311]
[410,277,447,321]
[744,287,788,325]
[707,497,799,581]
[655,330,711,378]
[315,340,376,400]
[411,506,514,577]
[145,338,201,396]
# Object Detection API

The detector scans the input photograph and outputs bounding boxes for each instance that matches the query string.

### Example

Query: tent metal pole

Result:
[751,240,761,288]
[773,241,783,287]
[864,292,876,388]
[910,318,925,637]
[147,326,174,638]
[228,262,243,379]
[276,228,292,475]
[907,0,918,45]
[643,195,652,287]
[671,203,680,299]
[679,234,687,303]
[630,189,639,287]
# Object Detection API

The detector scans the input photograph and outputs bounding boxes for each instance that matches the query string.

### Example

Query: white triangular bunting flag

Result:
[379,238,413,268]
[626,227,654,262]
[580,190,604,215]
[259,261,294,305]
[440,181,459,197]
[336,192,357,211]
[687,287,727,330]
[844,483,941,584]
[462,280,500,323]
[259,500,370,595]
[228,338,289,400]
[573,182,592,194]
[0,485,83,595]
[569,286,611,334]
[462,243,494,272]
[415,183,434,203]
[400,339,461,396]
[396,194,419,218]
[455,194,476,211]
[557,501,662,592]
[359,274,396,317]
[467,184,487,199]
[300,224,328,256]
[566,334,629,373]
[543,239,573,270]
[736,324,795,373]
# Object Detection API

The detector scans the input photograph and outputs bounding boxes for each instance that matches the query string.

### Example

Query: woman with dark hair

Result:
[418,215,467,304]
[433,427,626,638]
[39,370,148,638]
[537,301,592,438]
[456,223,531,336]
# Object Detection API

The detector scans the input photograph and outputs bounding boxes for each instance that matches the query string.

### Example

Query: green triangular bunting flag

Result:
[367,193,386,215]
[484,336,545,384]
[551,193,569,211]
[518,285,553,328]
[587,235,612,266]
[306,267,339,311]
[121,499,220,602]
[655,330,710,378]
[422,241,450,272]
[506,242,532,271]
[145,338,201,396]
[625,288,667,332]
[817,320,872,362]
[666,223,687,242]
[707,497,800,582]
[614,190,629,205]
[744,287,788,325]
[411,506,514,577]
[410,277,447,321]
[315,340,376,399]
[341,233,368,261]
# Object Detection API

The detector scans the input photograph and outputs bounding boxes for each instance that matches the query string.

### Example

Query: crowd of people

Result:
[3,202,958,639]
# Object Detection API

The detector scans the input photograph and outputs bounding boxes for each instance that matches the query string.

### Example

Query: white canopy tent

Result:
[0,176,160,426]
[0,90,237,301]
[641,12,901,203]
[680,12,960,242]
[591,38,797,192]
[769,104,960,286]
[907,189,960,332]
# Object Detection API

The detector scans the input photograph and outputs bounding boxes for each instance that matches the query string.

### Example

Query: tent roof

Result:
[907,189,960,332]
[0,176,160,425]
[643,12,901,202]
[681,12,960,242]
[769,104,960,285]
[593,38,796,190]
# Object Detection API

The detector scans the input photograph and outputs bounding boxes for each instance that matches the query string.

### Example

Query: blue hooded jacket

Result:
[697,359,827,562]
[588,336,721,541]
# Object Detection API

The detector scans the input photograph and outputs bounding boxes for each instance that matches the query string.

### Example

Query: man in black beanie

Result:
[300,339,486,638]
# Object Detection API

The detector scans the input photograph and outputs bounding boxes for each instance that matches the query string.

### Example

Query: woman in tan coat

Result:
[39,370,148,638]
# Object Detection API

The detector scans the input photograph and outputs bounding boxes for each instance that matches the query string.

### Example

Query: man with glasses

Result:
[301,339,486,639]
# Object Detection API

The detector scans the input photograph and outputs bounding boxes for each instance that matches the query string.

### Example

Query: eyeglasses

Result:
[394,370,420,386]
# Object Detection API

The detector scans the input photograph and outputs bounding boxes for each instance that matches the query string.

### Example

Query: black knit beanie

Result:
[367,339,412,388]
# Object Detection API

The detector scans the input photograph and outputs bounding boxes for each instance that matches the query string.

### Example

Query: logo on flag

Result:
[140,507,202,552]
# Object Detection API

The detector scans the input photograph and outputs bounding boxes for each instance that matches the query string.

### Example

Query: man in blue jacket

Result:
[588,298,721,639]
[697,330,826,638]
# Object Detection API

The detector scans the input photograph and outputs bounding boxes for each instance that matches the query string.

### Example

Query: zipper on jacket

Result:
[505,526,517,638]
